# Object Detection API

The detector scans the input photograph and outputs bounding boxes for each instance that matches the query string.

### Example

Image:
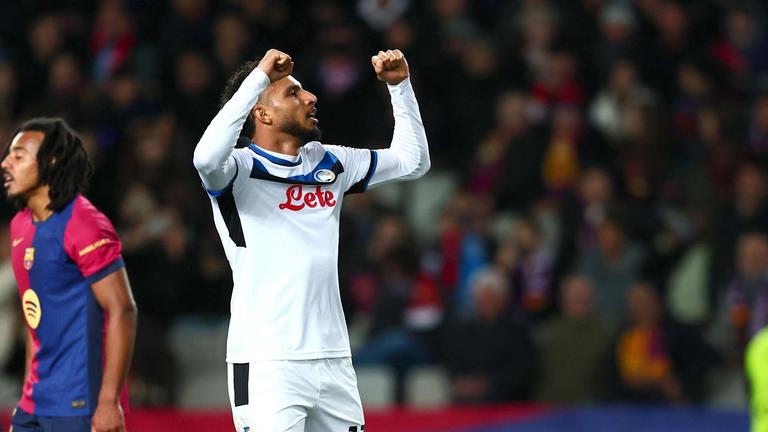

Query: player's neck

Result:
[26,186,53,222]
[253,132,303,156]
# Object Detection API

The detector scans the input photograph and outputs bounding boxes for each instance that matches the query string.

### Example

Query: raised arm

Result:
[193,49,294,192]
[368,50,430,187]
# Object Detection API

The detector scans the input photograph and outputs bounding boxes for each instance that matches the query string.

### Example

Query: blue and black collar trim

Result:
[249,143,302,167]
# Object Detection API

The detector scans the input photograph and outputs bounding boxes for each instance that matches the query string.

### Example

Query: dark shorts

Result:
[10,407,91,432]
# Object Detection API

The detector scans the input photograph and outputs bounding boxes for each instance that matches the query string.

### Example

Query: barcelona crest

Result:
[24,247,34,270]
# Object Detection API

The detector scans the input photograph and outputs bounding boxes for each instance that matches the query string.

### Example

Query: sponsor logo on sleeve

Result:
[78,238,111,257]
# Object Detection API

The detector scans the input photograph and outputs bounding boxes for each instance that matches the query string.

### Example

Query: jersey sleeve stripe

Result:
[205,158,239,197]
[346,150,378,195]
[84,257,125,285]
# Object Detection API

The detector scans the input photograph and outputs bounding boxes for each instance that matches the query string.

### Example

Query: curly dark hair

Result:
[220,60,261,145]
[5,117,94,212]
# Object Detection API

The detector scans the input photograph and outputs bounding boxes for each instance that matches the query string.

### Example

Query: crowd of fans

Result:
[0,0,767,407]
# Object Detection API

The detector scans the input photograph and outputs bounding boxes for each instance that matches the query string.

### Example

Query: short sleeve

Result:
[64,197,124,284]
[324,145,377,194]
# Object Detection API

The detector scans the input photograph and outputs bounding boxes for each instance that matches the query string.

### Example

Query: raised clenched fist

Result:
[371,49,409,85]
[258,49,294,83]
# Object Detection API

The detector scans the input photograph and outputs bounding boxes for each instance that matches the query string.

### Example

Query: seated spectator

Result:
[536,275,612,404]
[576,217,644,326]
[727,231,768,350]
[612,282,718,403]
[496,216,555,317]
[444,268,536,404]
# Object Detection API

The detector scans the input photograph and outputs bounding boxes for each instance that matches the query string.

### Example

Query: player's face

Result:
[2,131,44,200]
[270,76,321,142]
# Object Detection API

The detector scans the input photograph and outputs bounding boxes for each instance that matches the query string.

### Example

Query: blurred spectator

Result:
[711,5,768,90]
[556,166,615,278]
[0,224,18,375]
[496,216,555,316]
[712,162,768,300]
[469,90,546,209]
[0,60,17,123]
[358,0,411,32]
[536,275,612,403]
[213,13,251,76]
[589,58,655,144]
[592,2,639,81]
[438,192,494,314]
[727,232,768,347]
[612,281,718,403]
[443,268,536,404]
[576,217,645,326]
[750,95,768,153]
[90,0,136,83]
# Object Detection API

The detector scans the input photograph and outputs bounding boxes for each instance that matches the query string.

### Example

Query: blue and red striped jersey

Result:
[10,194,124,416]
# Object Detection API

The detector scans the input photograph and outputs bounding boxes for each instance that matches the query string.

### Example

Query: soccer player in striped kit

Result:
[2,118,136,432]
[194,48,429,431]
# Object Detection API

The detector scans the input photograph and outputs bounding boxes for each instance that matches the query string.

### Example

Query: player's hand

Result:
[258,49,294,83]
[91,399,126,432]
[371,49,409,85]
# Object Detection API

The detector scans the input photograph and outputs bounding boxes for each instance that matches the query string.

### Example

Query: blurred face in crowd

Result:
[754,97,768,133]
[473,273,509,321]
[609,60,636,95]
[597,220,624,257]
[514,219,539,255]
[2,131,43,201]
[627,282,661,326]
[257,76,320,143]
[727,9,756,49]
[176,52,212,95]
[578,167,613,205]
[734,163,767,213]
[561,276,595,320]
[29,15,62,61]
[737,233,768,281]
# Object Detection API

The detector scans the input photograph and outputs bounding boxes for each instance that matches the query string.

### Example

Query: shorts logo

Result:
[22,289,41,329]
[243,428,250,432]
[23,247,34,270]
[313,169,336,183]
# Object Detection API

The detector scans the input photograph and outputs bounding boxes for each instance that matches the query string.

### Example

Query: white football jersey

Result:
[194,67,429,363]
[209,141,377,362]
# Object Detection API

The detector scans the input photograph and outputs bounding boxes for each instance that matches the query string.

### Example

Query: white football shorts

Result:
[227,357,365,432]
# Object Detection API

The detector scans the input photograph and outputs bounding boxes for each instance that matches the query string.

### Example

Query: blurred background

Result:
[0,0,767,430]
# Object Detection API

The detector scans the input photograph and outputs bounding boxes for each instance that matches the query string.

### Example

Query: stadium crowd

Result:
[0,0,767,407]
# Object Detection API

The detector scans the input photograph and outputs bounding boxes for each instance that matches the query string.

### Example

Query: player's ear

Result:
[253,105,272,126]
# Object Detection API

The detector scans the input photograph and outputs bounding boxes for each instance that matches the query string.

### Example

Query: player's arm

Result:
[368,49,430,187]
[91,268,136,432]
[192,49,294,192]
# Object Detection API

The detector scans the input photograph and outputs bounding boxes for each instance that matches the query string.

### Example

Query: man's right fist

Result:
[258,49,293,83]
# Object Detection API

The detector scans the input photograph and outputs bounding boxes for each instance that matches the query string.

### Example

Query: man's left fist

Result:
[371,49,409,85]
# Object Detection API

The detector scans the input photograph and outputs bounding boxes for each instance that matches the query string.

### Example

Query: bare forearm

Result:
[98,305,137,403]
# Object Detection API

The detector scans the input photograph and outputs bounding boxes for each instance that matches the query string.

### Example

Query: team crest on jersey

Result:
[23,247,34,270]
[22,289,41,329]
[313,168,336,183]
